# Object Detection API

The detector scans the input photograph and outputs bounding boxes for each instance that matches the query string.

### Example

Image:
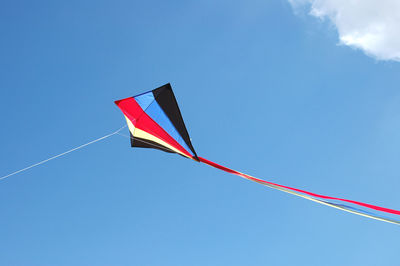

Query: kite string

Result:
[0,125,127,181]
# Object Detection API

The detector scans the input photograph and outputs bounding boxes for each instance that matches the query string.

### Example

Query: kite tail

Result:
[198,157,400,225]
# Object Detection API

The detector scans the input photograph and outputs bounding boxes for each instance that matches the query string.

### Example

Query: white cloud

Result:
[289,0,400,62]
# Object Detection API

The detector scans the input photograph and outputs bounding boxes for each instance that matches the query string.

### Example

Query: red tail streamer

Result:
[198,157,400,217]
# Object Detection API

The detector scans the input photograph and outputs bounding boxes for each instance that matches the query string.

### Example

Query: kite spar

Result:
[115,83,400,225]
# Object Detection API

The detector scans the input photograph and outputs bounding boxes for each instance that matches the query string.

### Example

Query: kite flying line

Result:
[0,125,126,181]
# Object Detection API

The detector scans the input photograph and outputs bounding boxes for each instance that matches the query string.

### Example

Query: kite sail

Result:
[115,83,198,161]
[115,83,400,225]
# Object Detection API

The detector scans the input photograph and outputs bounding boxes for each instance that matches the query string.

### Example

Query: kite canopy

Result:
[115,83,199,161]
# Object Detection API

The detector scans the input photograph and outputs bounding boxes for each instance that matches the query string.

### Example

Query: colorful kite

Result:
[1,83,399,225]
[115,83,400,225]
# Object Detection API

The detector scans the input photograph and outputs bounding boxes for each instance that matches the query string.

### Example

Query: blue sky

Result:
[1,0,400,265]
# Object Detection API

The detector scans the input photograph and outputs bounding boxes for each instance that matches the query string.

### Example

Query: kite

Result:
[115,83,400,225]
[1,83,399,225]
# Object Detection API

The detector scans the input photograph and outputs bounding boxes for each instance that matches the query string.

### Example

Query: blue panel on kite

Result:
[134,92,156,112]
[145,100,194,156]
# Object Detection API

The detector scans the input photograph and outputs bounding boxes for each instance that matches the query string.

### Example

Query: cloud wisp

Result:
[289,0,400,62]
